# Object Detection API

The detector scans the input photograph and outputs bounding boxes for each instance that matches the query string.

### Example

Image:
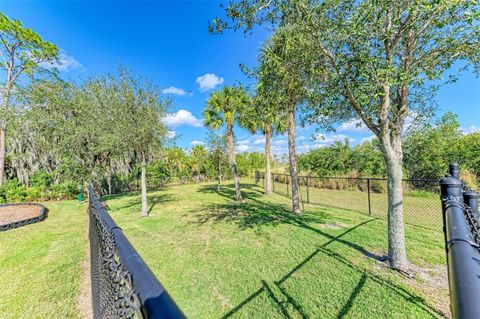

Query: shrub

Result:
[0,179,78,203]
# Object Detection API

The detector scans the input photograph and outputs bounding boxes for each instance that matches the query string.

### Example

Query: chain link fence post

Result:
[440,163,480,318]
[367,178,372,216]
[286,175,289,197]
[464,190,479,221]
[306,174,310,204]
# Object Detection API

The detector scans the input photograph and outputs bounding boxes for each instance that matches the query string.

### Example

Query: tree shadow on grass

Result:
[196,183,264,203]
[193,185,383,260]
[221,221,447,319]
[190,196,330,236]
[100,186,169,201]
[105,193,177,213]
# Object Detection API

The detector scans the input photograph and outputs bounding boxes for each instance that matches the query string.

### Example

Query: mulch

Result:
[0,205,44,226]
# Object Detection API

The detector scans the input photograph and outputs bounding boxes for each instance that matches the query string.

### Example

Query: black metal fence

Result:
[440,164,480,318]
[88,187,185,319]
[255,171,440,231]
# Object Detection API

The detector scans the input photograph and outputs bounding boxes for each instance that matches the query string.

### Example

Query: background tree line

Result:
[298,112,479,188]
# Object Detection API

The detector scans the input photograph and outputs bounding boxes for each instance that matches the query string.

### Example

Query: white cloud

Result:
[237,139,250,145]
[164,109,202,128]
[190,140,204,146]
[313,133,354,145]
[253,136,265,145]
[167,130,176,139]
[360,135,375,143]
[196,73,224,92]
[236,144,249,152]
[162,86,189,96]
[461,125,480,135]
[337,119,369,133]
[41,51,83,72]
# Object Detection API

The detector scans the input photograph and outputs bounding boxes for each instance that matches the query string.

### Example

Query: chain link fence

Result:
[256,172,440,231]
[440,164,480,317]
[88,187,185,319]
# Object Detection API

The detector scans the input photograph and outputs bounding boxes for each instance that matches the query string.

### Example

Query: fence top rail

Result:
[263,172,438,183]
[88,187,185,319]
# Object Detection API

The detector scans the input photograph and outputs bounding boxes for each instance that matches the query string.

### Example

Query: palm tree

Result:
[203,85,250,202]
[250,85,287,195]
[256,25,311,213]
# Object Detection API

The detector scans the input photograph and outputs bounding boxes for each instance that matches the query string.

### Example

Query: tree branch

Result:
[316,41,380,135]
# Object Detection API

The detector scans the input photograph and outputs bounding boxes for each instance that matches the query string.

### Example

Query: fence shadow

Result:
[221,220,447,319]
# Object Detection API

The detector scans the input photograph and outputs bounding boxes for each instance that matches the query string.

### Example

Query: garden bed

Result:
[0,203,46,231]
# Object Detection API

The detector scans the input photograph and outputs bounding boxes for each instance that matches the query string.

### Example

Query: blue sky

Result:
[2,1,479,155]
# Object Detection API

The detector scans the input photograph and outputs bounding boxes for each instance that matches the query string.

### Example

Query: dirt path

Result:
[77,211,92,319]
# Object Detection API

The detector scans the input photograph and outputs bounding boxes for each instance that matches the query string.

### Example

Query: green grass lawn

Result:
[0,181,448,318]
[103,181,448,319]
[0,200,87,319]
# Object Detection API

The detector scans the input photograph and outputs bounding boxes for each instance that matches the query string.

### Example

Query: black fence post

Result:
[464,190,479,221]
[255,171,260,184]
[273,174,275,192]
[367,178,372,216]
[306,174,310,204]
[449,163,460,179]
[440,165,480,319]
[286,175,289,197]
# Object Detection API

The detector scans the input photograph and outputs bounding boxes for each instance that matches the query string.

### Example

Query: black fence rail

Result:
[440,164,480,319]
[88,187,185,319]
[255,171,440,231]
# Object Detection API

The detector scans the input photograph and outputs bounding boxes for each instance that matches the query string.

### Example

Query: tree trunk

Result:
[226,123,242,202]
[0,83,12,186]
[265,124,273,195]
[107,175,112,195]
[0,121,7,185]
[287,108,301,213]
[381,135,408,271]
[217,155,222,192]
[140,152,148,217]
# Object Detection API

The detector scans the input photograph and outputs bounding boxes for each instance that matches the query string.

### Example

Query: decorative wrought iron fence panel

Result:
[256,172,440,231]
[88,187,185,319]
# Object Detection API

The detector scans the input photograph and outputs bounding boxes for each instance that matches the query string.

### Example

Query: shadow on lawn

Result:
[197,184,447,319]
[103,192,177,213]
[221,220,447,319]
[194,183,329,230]
[195,183,383,260]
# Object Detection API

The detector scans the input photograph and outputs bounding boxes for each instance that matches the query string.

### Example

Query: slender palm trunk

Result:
[140,152,148,217]
[226,123,242,202]
[287,107,301,213]
[0,83,12,185]
[107,174,112,195]
[0,121,7,185]
[264,124,273,195]
[217,155,222,192]
[381,134,408,270]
